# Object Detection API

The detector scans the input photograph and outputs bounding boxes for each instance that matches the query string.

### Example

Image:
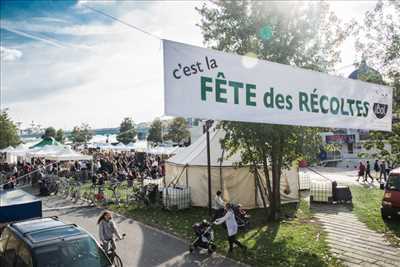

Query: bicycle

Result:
[82,183,97,204]
[108,181,122,206]
[93,184,107,206]
[125,185,149,207]
[57,177,69,197]
[102,234,126,267]
[69,181,81,203]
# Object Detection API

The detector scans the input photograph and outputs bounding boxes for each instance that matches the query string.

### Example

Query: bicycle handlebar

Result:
[115,233,126,241]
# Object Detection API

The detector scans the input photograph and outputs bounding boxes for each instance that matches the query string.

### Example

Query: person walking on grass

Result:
[214,203,247,254]
[379,160,387,182]
[374,160,380,180]
[364,161,374,183]
[357,162,365,182]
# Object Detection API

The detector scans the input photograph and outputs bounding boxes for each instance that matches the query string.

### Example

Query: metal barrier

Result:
[162,186,191,210]
[310,181,333,203]
[74,178,191,210]
[298,169,311,190]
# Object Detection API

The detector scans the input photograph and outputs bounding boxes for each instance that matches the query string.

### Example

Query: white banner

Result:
[163,40,393,131]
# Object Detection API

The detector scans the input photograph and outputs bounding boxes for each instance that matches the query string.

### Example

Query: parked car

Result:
[381,167,400,220]
[0,217,112,267]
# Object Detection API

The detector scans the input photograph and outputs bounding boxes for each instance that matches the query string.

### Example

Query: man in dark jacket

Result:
[364,161,373,183]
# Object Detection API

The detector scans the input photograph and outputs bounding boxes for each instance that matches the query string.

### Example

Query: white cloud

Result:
[0,46,23,61]
[2,1,203,129]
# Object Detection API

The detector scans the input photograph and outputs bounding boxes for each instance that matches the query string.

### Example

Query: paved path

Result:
[39,194,245,267]
[312,204,400,267]
[302,166,382,187]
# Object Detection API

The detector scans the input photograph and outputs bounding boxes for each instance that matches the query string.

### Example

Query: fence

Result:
[310,181,333,203]
[66,176,191,210]
[162,187,191,210]
[298,168,311,190]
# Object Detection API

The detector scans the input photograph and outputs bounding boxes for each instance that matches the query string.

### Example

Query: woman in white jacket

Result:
[214,203,246,253]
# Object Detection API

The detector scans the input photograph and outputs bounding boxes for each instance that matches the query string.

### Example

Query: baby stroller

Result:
[189,220,216,254]
[231,204,250,228]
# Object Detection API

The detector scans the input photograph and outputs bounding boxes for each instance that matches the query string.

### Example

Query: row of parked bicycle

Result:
[54,177,161,207]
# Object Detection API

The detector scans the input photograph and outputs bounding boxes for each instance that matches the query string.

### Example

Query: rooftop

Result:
[11,217,84,244]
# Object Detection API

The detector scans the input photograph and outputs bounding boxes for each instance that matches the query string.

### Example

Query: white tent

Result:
[165,129,299,209]
[146,146,181,156]
[26,145,65,158]
[0,146,14,153]
[46,147,92,161]
[111,143,132,151]
[1,146,16,164]
[127,140,148,152]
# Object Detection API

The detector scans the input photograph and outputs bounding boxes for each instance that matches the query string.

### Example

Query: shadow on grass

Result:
[40,190,339,267]
[211,203,337,267]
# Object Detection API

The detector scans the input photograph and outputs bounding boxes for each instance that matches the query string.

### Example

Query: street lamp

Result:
[203,120,214,218]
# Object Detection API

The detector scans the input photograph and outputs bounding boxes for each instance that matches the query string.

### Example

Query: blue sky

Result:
[0,0,378,130]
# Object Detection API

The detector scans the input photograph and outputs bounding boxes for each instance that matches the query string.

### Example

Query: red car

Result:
[381,167,400,220]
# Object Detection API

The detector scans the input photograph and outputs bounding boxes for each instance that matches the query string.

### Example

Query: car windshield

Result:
[386,174,400,191]
[34,236,111,267]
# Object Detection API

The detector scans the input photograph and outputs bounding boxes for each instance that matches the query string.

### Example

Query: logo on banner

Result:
[373,103,388,119]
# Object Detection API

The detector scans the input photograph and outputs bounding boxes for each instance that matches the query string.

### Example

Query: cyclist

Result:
[97,211,123,252]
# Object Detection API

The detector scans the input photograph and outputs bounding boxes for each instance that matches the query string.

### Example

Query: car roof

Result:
[390,167,400,175]
[9,217,87,247]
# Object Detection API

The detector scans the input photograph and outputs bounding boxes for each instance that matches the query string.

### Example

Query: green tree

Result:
[55,129,65,143]
[198,1,351,220]
[0,110,20,149]
[165,117,190,144]
[117,117,136,145]
[42,127,56,139]
[69,123,94,144]
[147,118,163,145]
[363,124,400,168]
[355,1,400,168]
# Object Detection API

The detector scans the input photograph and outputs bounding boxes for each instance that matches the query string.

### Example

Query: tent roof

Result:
[146,146,180,155]
[0,146,14,153]
[46,147,92,161]
[26,145,65,158]
[30,137,62,148]
[167,129,242,166]
[8,144,31,156]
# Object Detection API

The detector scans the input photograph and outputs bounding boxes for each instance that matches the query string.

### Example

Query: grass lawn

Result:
[351,186,400,247]
[106,200,341,267]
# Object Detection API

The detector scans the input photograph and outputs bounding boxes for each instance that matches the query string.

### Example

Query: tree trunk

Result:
[270,141,282,221]
[254,165,269,217]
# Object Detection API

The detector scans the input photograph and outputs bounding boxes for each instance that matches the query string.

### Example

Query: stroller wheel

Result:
[208,244,216,254]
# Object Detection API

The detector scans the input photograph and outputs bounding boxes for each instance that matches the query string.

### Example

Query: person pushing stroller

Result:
[214,203,247,253]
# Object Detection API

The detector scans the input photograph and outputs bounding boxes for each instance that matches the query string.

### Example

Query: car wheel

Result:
[381,210,391,220]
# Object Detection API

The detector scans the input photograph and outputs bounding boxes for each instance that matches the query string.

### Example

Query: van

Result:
[381,167,400,220]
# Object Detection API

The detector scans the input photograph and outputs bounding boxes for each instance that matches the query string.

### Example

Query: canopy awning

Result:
[0,146,14,153]
[30,137,62,148]
[46,147,93,161]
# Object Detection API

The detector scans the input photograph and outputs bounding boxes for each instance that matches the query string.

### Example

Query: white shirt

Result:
[214,195,225,210]
[215,209,238,237]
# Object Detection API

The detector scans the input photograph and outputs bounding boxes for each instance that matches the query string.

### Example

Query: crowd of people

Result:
[90,150,166,186]
[0,149,167,191]
[357,159,391,183]
[0,158,50,189]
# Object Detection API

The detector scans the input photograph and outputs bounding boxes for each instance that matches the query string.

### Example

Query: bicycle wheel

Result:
[113,254,123,267]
